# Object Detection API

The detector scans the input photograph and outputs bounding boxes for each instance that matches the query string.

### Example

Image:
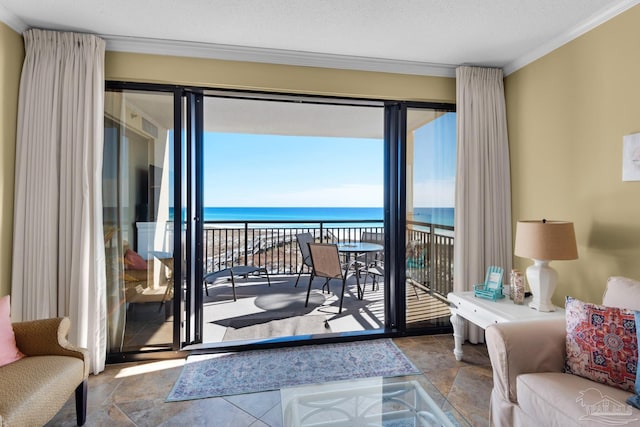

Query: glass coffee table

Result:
[281,376,467,426]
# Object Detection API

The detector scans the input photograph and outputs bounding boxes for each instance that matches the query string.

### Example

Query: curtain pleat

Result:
[454,66,513,343]
[12,29,107,374]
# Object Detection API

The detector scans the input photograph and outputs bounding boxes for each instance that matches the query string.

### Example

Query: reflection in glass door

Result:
[103,90,178,355]
[405,108,456,329]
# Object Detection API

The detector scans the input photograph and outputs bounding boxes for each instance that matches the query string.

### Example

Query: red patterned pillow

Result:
[565,296,638,392]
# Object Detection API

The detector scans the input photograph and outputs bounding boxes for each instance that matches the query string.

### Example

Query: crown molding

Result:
[0,3,27,33]
[504,0,640,75]
[3,0,637,79]
[103,35,457,78]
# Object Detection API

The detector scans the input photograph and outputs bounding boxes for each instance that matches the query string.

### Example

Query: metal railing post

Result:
[430,223,437,294]
[244,223,249,265]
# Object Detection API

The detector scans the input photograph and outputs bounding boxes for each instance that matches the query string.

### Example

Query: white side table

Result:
[447,291,565,361]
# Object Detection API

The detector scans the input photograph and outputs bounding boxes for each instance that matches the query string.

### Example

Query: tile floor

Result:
[47,335,493,427]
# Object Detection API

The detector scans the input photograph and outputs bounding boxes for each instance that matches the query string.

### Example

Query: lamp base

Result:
[525,260,558,312]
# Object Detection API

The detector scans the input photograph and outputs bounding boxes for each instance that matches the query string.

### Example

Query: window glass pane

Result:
[405,109,456,329]
[104,90,175,354]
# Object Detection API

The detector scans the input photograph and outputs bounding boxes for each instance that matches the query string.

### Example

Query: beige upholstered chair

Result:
[486,276,640,426]
[0,317,89,426]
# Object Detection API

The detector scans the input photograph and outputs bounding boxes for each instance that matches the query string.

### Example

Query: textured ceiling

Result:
[4,1,638,138]
[0,0,637,76]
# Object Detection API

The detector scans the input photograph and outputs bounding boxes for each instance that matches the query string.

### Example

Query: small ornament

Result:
[511,270,525,305]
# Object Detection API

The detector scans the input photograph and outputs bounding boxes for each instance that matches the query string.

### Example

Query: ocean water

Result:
[411,207,455,227]
[202,207,454,227]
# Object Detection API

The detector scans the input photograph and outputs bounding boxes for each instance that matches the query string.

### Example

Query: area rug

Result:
[166,339,420,401]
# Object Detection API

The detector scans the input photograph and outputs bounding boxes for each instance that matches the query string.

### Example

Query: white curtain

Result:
[454,66,512,343]
[11,29,107,374]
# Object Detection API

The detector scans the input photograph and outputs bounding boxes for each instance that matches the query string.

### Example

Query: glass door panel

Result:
[405,108,456,329]
[104,90,177,355]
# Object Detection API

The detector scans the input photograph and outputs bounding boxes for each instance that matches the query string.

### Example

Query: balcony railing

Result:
[202,219,454,298]
[406,220,454,297]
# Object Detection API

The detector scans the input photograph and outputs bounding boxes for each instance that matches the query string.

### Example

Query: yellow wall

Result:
[506,5,640,305]
[105,52,456,103]
[0,32,455,298]
[10,6,638,306]
[0,23,23,297]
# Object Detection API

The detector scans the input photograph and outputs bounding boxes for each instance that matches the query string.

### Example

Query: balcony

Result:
[135,217,454,299]
[118,219,454,352]
[203,219,453,292]
[201,218,454,334]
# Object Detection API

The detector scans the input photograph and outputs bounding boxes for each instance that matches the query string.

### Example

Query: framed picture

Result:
[485,267,503,290]
[622,133,640,181]
[474,266,504,301]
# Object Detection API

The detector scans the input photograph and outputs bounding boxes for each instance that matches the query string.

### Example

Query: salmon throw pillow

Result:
[124,249,148,270]
[0,295,25,367]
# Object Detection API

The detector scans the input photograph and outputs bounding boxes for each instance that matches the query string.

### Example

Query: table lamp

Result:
[514,219,578,311]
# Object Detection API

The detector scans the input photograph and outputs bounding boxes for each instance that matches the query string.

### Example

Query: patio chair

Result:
[359,231,385,292]
[203,265,270,301]
[306,243,354,313]
[294,232,314,287]
[361,231,384,246]
[361,259,384,293]
[406,240,429,300]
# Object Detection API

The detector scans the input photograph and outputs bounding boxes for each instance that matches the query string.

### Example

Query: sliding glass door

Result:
[404,107,456,330]
[103,89,180,356]
[103,83,456,359]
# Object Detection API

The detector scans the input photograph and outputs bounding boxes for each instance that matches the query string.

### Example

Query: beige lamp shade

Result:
[514,220,578,261]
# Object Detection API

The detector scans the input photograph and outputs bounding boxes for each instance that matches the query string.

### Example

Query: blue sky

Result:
[201,112,456,208]
[412,112,457,207]
[203,134,383,207]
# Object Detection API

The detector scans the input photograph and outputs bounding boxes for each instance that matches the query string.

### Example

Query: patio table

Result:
[337,242,383,299]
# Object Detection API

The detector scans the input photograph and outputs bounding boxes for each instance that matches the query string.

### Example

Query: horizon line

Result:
[200,206,455,209]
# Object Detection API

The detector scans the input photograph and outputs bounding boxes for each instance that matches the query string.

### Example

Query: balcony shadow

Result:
[205,277,379,330]
[205,280,327,328]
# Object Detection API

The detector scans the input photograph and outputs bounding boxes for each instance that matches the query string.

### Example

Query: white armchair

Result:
[486,276,640,426]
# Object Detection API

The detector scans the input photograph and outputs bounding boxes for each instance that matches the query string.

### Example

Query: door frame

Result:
[104,81,456,361]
